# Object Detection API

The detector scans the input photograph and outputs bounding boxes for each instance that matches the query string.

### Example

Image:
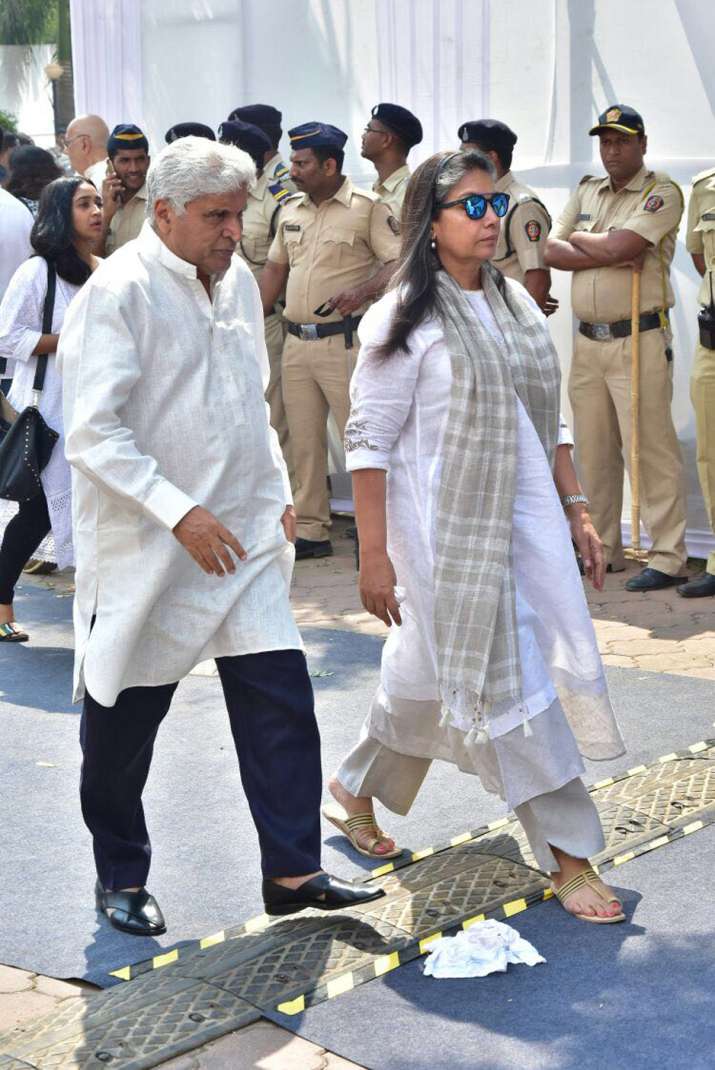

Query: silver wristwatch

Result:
[561,493,589,508]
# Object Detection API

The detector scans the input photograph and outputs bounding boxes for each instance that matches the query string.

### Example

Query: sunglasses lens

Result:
[464,195,487,219]
[492,193,509,218]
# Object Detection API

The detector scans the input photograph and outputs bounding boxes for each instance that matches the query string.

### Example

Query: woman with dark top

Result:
[5,145,63,216]
[0,176,102,641]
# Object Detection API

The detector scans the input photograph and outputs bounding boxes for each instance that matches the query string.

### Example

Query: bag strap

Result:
[32,262,56,395]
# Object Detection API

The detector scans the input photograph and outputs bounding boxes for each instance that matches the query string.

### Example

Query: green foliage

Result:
[0,0,58,46]
[0,110,19,132]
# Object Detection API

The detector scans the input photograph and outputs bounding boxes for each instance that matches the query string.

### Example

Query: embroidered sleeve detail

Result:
[344,416,380,453]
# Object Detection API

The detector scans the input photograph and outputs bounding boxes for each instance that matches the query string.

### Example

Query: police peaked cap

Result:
[229,104,282,139]
[165,122,216,144]
[371,103,423,148]
[458,119,517,154]
[218,120,272,165]
[288,123,348,151]
[589,104,645,136]
[107,123,149,155]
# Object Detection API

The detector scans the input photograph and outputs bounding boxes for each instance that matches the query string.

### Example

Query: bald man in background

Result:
[64,114,109,188]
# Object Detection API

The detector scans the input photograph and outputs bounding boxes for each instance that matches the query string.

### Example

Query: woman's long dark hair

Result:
[375,149,505,358]
[5,145,62,203]
[31,176,95,285]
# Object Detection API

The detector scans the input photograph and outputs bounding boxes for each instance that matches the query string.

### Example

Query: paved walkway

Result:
[2,518,713,1067]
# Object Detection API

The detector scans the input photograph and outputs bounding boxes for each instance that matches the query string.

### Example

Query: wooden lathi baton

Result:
[630,269,642,551]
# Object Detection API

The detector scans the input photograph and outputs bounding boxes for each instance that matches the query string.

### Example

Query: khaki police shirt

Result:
[373,164,410,219]
[493,171,551,284]
[238,154,295,282]
[553,165,683,323]
[268,177,401,324]
[105,182,148,257]
[685,167,715,308]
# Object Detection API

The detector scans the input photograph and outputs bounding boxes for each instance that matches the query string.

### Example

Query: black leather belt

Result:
[579,311,666,342]
[286,315,362,346]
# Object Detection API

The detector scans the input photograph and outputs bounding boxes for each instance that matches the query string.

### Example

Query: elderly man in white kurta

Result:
[58,138,381,936]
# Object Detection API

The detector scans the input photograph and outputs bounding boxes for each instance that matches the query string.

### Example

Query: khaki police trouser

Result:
[264,312,293,486]
[282,332,356,542]
[691,341,715,575]
[568,328,688,575]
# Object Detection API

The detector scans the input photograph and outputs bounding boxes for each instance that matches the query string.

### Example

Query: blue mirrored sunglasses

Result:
[437,192,510,220]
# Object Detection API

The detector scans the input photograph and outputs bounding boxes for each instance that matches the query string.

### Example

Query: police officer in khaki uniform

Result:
[459,119,555,313]
[678,167,715,597]
[100,124,151,257]
[361,103,423,218]
[259,122,400,559]
[228,104,293,191]
[546,104,688,591]
[219,117,295,480]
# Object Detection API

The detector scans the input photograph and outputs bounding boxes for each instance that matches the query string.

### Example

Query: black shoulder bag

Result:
[0,262,60,502]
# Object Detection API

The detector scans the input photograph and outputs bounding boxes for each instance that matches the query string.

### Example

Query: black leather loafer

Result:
[677,572,715,598]
[95,881,167,936]
[262,873,385,916]
[295,538,333,561]
[624,567,685,592]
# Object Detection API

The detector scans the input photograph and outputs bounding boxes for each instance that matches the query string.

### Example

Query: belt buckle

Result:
[299,324,319,341]
[592,323,612,342]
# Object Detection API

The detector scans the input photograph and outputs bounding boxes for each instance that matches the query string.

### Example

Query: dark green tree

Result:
[0,0,57,45]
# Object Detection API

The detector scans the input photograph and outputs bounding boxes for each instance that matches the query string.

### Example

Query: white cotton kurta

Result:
[344,286,624,805]
[0,257,78,567]
[57,222,300,707]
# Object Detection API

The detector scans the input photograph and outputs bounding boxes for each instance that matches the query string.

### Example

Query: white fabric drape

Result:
[69,0,144,132]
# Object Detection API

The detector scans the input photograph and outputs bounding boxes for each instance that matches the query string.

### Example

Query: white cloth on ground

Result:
[58,222,298,706]
[0,257,78,567]
[423,920,545,978]
[343,285,623,784]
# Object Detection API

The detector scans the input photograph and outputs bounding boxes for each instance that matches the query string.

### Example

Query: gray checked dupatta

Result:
[433,265,561,739]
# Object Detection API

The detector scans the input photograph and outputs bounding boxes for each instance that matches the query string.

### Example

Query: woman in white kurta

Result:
[0,177,102,641]
[326,150,627,923]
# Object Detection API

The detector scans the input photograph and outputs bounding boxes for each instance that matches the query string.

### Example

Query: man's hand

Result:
[281,505,296,543]
[173,506,247,576]
[359,551,402,627]
[101,174,124,223]
[568,506,605,591]
[326,289,365,317]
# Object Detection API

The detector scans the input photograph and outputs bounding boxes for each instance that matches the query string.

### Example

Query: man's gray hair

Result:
[147,136,256,216]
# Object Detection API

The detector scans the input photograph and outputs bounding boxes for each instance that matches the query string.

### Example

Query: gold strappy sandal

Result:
[322,803,402,859]
[553,867,625,923]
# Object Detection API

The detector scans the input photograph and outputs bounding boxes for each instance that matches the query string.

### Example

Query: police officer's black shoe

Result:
[295,538,333,561]
[624,567,685,592]
[677,572,715,598]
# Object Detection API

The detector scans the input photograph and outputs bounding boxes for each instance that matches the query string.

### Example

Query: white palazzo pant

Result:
[336,730,605,874]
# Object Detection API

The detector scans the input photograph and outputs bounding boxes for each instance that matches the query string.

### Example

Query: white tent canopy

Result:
[69,0,715,554]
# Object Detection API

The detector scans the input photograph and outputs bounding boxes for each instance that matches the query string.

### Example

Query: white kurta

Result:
[0,257,78,567]
[58,222,300,707]
[344,287,624,786]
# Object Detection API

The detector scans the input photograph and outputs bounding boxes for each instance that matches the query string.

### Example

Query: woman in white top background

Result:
[0,176,102,641]
[325,149,627,923]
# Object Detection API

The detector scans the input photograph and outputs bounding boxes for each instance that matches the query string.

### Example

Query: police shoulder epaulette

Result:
[353,185,380,202]
[268,180,292,205]
[272,160,290,179]
[578,174,598,186]
[691,166,715,186]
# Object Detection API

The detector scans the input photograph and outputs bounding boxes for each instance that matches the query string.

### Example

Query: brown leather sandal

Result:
[553,867,625,923]
[322,803,402,859]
